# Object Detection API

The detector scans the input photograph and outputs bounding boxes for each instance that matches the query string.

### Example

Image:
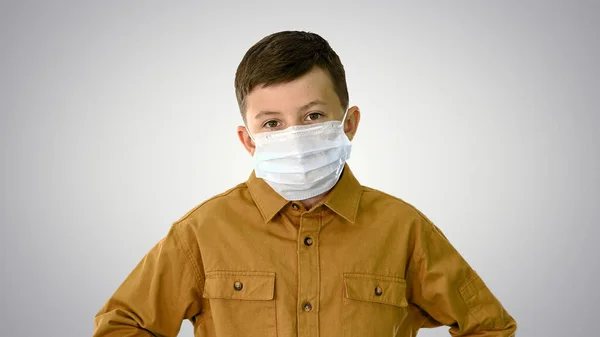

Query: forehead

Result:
[245,67,340,117]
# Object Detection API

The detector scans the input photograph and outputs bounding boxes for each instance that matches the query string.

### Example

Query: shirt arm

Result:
[407,216,517,336]
[92,222,203,337]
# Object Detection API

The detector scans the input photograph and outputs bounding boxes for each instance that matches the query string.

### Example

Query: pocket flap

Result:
[344,273,408,307]
[203,271,275,301]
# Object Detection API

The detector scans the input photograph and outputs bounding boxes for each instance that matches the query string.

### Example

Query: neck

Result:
[299,192,329,211]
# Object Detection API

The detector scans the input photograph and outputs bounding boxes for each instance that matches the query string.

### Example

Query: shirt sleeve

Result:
[406,215,517,336]
[92,222,204,337]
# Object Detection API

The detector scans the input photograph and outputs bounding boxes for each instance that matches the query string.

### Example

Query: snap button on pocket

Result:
[203,271,276,337]
[343,273,408,307]
[343,273,409,337]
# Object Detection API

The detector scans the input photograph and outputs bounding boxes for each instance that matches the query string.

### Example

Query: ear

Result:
[343,106,361,141]
[237,125,256,155]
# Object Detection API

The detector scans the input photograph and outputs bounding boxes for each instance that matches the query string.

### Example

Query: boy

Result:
[93,30,517,337]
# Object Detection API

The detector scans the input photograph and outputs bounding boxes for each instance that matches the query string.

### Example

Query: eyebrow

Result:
[254,99,327,120]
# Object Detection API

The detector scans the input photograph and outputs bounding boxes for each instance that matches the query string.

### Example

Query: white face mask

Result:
[247,111,352,201]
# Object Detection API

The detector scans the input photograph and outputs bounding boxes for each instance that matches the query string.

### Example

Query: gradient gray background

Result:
[1,1,599,336]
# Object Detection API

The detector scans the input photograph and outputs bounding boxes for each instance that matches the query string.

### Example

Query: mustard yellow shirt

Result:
[93,164,517,337]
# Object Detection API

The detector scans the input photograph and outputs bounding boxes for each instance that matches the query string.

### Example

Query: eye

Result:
[262,120,281,129]
[305,112,324,121]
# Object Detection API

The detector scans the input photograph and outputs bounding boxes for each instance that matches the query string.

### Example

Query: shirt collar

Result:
[323,164,363,223]
[245,171,288,223]
[245,163,363,223]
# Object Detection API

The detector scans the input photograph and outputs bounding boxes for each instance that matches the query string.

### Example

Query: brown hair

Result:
[234,31,349,118]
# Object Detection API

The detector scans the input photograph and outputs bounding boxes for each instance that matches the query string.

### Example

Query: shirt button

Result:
[374,286,383,296]
[233,281,243,291]
[291,203,300,210]
[304,237,313,246]
[302,302,313,312]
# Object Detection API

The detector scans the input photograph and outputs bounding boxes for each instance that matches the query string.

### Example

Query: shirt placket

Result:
[297,208,322,337]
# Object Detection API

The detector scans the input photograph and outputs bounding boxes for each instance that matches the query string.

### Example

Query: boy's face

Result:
[237,66,360,155]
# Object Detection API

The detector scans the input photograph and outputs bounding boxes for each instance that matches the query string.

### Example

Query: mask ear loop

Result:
[340,109,349,128]
[243,119,257,142]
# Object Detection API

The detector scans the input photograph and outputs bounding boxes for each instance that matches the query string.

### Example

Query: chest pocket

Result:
[343,273,409,337]
[202,271,277,337]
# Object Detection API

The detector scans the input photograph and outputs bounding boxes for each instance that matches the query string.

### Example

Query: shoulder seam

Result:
[362,187,437,268]
[174,185,247,224]
[362,187,436,228]
[172,223,205,296]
